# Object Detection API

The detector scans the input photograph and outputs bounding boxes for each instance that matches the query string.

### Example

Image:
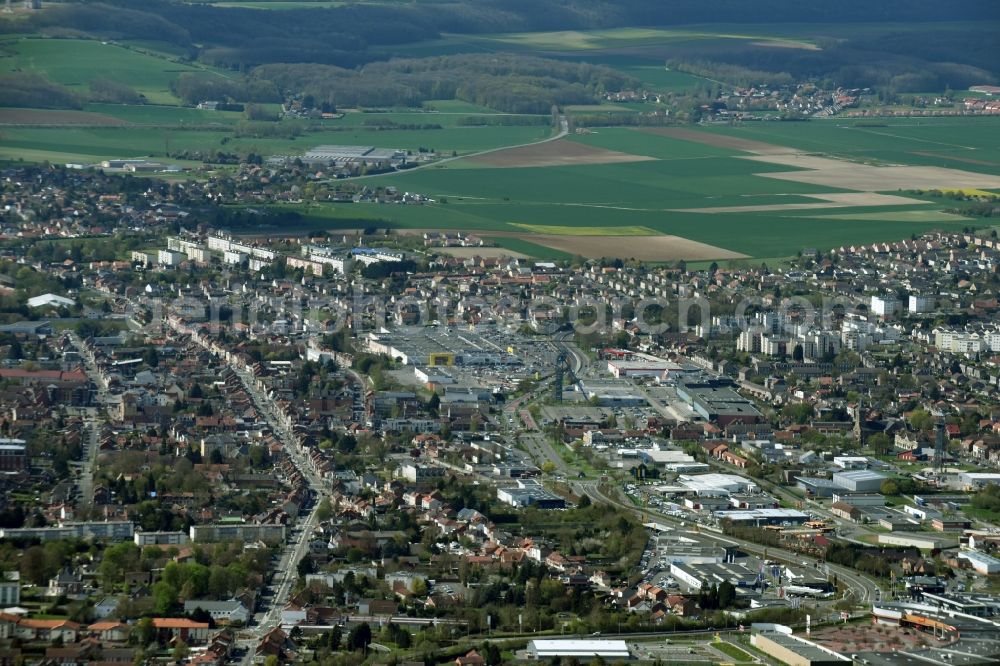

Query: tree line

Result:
[251,55,637,114]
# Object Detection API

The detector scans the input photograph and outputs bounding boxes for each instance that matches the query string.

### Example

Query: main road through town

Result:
[164,318,339,663]
[67,331,109,508]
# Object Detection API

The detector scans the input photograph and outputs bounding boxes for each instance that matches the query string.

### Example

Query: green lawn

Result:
[715,642,754,662]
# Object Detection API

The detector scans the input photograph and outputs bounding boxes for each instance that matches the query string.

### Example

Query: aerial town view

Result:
[0,1,999,665]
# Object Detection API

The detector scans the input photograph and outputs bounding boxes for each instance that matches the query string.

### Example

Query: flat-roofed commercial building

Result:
[877,532,959,550]
[656,540,727,565]
[714,508,810,527]
[957,549,1000,574]
[497,479,566,510]
[578,379,646,407]
[959,472,1000,490]
[832,469,886,492]
[751,632,850,666]
[679,472,758,496]
[606,358,681,379]
[527,640,630,661]
[669,561,758,591]
[676,379,762,426]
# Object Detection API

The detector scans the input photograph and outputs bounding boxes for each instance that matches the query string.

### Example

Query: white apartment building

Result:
[871,294,900,317]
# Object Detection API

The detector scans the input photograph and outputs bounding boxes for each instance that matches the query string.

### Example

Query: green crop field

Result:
[277,120,999,259]
[81,103,246,126]
[0,127,231,163]
[698,118,1000,174]
[421,100,504,114]
[331,109,548,128]
[291,198,971,260]
[0,37,231,104]
[437,26,819,53]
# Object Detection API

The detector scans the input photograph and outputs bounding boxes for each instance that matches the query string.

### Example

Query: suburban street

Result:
[66,331,108,508]
[163,317,337,663]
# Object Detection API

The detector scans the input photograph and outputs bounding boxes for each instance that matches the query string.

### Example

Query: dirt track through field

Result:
[468,138,657,167]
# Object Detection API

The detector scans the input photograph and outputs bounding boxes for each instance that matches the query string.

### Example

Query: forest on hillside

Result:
[248,56,638,113]
[2,1,998,71]
[0,1,997,111]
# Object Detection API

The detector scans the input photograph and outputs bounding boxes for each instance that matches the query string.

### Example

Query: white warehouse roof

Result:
[27,293,75,309]
[679,473,758,494]
[527,640,630,659]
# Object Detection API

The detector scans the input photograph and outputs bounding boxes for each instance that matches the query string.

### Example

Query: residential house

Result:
[183,599,251,625]
[152,618,211,644]
[87,620,131,643]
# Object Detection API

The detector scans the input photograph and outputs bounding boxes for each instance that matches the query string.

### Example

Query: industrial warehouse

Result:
[270,144,408,166]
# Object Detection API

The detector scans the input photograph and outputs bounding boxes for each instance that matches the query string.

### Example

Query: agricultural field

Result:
[290,119,1000,261]
[693,118,1000,174]
[0,122,555,165]
[3,20,999,262]
[0,37,231,105]
[403,26,821,55]
[81,103,246,126]
[0,127,232,164]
